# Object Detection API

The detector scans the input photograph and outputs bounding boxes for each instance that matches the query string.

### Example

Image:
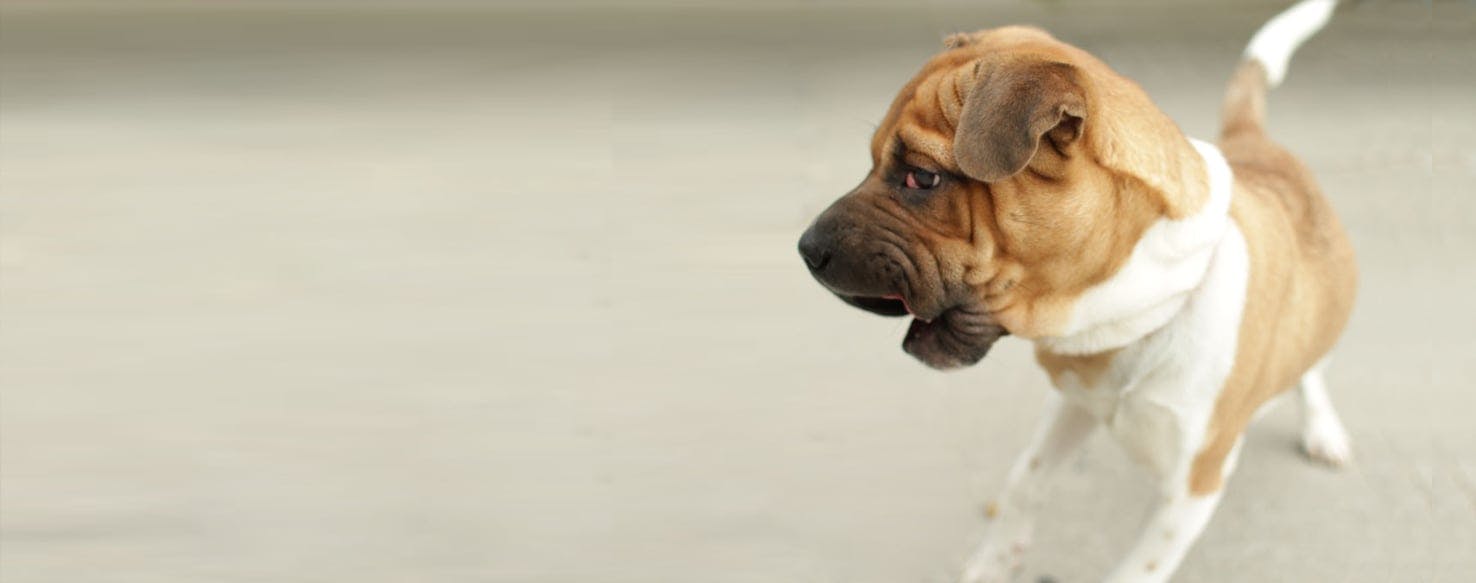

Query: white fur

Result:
[1036,138,1234,356]
[1104,439,1243,583]
[1245,0,1337,87]
[1094,224,1251,583]
[961,142,1251,583]
[960,392,1096,582]
[1298,359,1353,466]
[959,10,1342,578]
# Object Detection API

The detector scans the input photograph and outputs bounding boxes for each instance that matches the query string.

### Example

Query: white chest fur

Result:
[1037,139,1235,357]
[1054,225,1249,477]
[1040,140,1248,478]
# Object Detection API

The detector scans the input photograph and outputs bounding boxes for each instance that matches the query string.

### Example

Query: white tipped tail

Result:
[1244,0,1337,87]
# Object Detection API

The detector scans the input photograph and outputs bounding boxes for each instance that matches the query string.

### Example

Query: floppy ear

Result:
[954,61,1086,182]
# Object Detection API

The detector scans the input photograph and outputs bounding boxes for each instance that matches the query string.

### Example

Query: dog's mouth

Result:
[838,293,911,317]
[836,292,1009,370]
[903,304,1009,370]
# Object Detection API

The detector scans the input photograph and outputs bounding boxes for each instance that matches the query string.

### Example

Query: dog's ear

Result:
[954,60,1086,182]
[942,31,979,49]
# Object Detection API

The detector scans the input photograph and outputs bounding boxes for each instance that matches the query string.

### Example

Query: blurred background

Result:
[2,1,1473,581]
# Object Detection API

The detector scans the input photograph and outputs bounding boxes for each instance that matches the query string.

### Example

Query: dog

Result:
[796,0,1355,581]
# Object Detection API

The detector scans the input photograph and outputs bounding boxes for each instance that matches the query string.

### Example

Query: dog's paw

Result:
[1301,416,1352,467]
[958,542,1027,583]
[958,522,1032,583]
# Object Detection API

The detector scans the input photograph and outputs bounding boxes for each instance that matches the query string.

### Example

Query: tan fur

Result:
[806,18,1359,580]
[885,31,1355,495]
[861,27,1355,496]
[1221,62,1269,138]
[1187,77,1358,493]
[866,27,1207,341]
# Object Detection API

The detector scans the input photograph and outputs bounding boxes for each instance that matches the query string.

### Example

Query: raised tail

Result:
[1221,0,1337,138]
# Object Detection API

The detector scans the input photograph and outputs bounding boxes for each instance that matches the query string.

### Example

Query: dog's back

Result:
[1190,0,1358,494]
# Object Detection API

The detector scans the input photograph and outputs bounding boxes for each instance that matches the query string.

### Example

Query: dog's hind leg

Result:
[1298,361,1352,466]
[959,392,1097,583]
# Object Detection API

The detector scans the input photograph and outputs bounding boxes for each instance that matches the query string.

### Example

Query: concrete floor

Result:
[2,1,1473,581]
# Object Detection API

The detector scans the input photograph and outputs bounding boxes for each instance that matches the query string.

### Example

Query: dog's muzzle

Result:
[799,211,1007,370]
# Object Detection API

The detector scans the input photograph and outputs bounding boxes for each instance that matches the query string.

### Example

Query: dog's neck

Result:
[1035,138,1234,356]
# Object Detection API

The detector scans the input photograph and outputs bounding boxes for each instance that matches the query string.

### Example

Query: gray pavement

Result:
[1,1,1474,581]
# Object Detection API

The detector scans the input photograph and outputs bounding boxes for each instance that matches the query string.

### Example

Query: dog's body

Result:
[797,1,1354,580]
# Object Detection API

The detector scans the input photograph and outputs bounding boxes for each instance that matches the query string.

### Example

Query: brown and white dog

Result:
[796,1,1355,580]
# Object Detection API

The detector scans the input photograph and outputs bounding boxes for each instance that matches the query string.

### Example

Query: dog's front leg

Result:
[960,391,1097,583]
[1102,490,1225,583]
[1101,438,1244,583]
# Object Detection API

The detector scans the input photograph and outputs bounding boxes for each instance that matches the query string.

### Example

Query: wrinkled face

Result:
[797,27,1167,369]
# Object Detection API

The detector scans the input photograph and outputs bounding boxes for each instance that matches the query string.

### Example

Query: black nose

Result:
[798,227,832,272]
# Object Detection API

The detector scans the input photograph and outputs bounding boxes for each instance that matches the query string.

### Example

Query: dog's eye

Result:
[904,169,940,190]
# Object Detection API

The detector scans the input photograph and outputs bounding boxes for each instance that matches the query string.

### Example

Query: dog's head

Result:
[798,26,1208,369]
